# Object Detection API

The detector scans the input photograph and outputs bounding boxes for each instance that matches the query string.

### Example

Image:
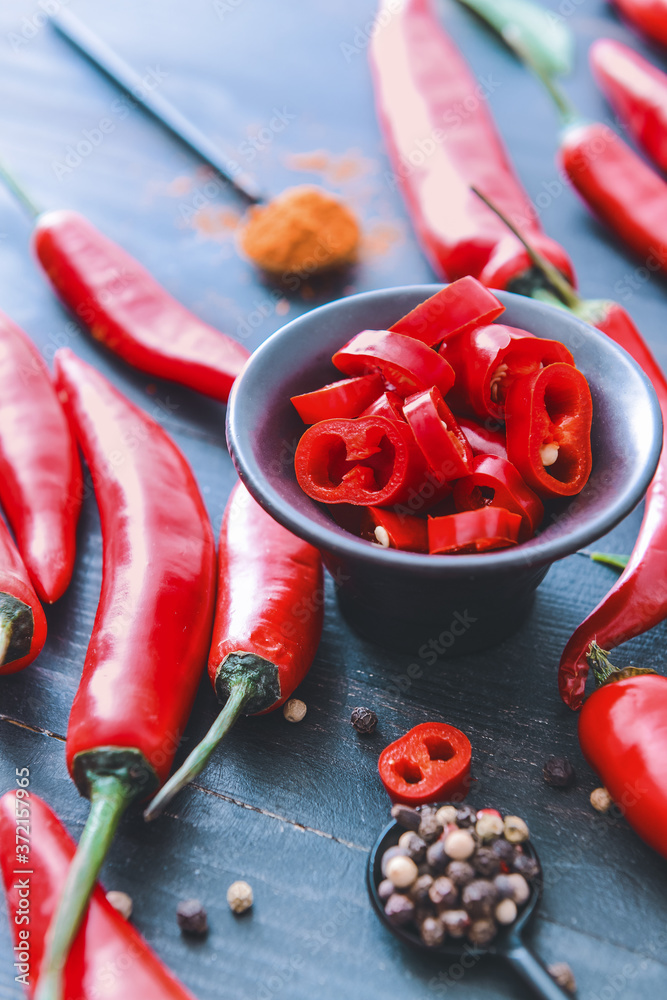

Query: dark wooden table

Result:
[0,1,666,997]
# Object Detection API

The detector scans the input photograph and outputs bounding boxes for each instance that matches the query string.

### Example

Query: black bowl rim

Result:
[227,285,663,575]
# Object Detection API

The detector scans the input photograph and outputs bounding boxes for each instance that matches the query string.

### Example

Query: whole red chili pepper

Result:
[612,0,667,48]
[428,507,522,554]
[0,311,82,603]
[591,38,667,175]
[368,0,575,289]
[403,387,473,481]
[378,722,471,805]
[0,517,47,674]
[0,791,197,999]
[505,363,593,499]
[291,373,383,424]
[294,415,433,507]
[35,349,216,1000]
[578,642,667,859]
[453,455,544,540]
[389,275,504,346]
[364,505,429,552]
[145,481,323,819]
[33,210,250,403]
[457,416,507,459]
[332,329,455,398]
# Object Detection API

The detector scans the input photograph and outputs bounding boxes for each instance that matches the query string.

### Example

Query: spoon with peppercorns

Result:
[367,804,570,999]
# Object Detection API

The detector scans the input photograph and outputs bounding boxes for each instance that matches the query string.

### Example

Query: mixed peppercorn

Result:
[377,803,538,948]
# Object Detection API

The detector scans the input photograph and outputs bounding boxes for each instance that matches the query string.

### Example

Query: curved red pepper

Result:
[0,517,47,675]
[37,349,216,1000]
[428,507,522,554]
[389,276,504,346]
[333,329,455,398]
[33,210,250,403]
[145,481,323,818]
[378,722,471,805]
[404,387,473,481]
[364,506,429,553]
[0,311,82,603]
[505,363,593,499]
[441,324,574,420]
[578,645,667,859]
[291,373,383,424]
[453,455,544,541]
[368,0,574,288]
[612,0,667,47]
[458,416,507,459]
[361,389,405,422]
[295,415,429,507]
[591,39,667,175]
[0,791,197,999]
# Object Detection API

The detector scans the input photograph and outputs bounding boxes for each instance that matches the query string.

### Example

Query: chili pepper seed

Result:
[283,698,307,723]
[543,756,576,788]
[548,962,577,995]
[351,706,378,734]
[590,787,613,813]
[227,880,254,914]
[177,898,208,936]
[106,890,132,920]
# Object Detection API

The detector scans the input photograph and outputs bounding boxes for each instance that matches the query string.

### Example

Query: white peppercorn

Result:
[504,815,529,844]
[227,880,253,914]
[495,898,518,925]
[443,829,476,860]
[590,787,613,813]
[386,854,419,889]
[283,698,307,723]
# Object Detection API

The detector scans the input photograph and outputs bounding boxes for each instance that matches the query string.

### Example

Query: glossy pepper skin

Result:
[0,791,197,999]
[0,311,82,603]
[389,276,504,346]
[612,0,667,47]
[361,389,405,422]
[559,301,667,709]
[591,39,667,174]
[0,516,47,674]
[333,329,455,398]
[34,210,250,403]
[294,415,431,507]
[378,722,471,805]
[364,506,429,552]
[145,481,323,819]
[291,373,383,424]
[453,455,544,541]
[457,416,507,459]
[368,0,575,288]
[505,363,593,499]
[403,387,473,481]
[428,507,522,554]
[560,120,667,272]
[578,645,667,859]
[36,350,216,1000]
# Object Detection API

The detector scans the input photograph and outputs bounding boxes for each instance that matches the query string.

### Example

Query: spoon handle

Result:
[503,936,571,1000]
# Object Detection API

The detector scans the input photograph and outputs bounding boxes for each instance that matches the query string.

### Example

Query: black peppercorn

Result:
[455,805,477,828]
[512,853,540,881]
[493,874,514,900]
[461,879,498,918]
[409,874,434,906]
[490,837,515,864]
[445,860,476,887]
[429,876,458,909]
[351,706,378,734]
[177,899,208,936]
[391,804,421,831]
[378,878,394,902]
[420,915,446,947]
[473,847,501,878]
[384,892,415,925]
[425,839,449,873]
[418,813,444,844]
[543,756,575,788]
[467,918,498,947]
[398,831,428,863]
[441,909,470,938]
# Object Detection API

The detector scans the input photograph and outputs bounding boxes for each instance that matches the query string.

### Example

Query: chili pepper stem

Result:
[143,679,253,822]
[590,552,630,571]
[500,26,580,126]
[586,641,618,685]
[34,773,138,1000]
[0,160,41,220]
[0,621,11,664]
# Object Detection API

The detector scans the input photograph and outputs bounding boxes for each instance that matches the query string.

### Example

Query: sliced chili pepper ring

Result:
[378,722,472,806]
[364,506,429,553]
[453,455,544,541]
[404,387,473,481]
[333,329,455,398]
[291,373,383,424]
[428,508,522,554]
[389,276,504,347]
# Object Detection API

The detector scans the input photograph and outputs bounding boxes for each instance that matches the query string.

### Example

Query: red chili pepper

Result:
[145,481,323,819]
[591,39,667,175]
[33,210,250,403]
[0,791,197,999]
[36,349,216,1000]
[0,517,47,674]
[403,387,473,481]
[441,324,574,420]
[368,0,574,289]
[294,415,431,507]
[428,507,522,554]
[361,389,405,422]
[457,416,507,459]
[0,311,82,603]
[612,0,667,47]
[505,363,593,499]
[364,506,429,552]
[332,329,455,398]
[291,373,383,424]
[453,455,544,541]
[389,276,504,346]
[578,643,667,859]
[378,722,471,805]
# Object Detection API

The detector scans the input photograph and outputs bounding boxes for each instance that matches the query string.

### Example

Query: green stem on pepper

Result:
[590,552,630,571]
[0,159,41,220]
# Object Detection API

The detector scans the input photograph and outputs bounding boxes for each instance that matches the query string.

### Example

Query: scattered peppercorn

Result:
[504,815,530,844]
[420,915,446,947]
[548,962,577,995]
[391,803,421,831]
[398,830,427,862]
[106,890,132,920]
[227,880,254,915]
[283,698,307,723]
[590,787,613,813]
[351,706,378,734]
[177,898,208,936]
[543,756,576,788]
[385,892,415,925]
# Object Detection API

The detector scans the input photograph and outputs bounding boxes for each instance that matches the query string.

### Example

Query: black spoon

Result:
[367,817,570,1000]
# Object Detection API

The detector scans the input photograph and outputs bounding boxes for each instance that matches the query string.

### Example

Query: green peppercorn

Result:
[543,756,575,788]
[350,706,378,734]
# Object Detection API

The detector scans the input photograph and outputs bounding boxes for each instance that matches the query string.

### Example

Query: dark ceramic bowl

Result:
[226,286,662,653]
